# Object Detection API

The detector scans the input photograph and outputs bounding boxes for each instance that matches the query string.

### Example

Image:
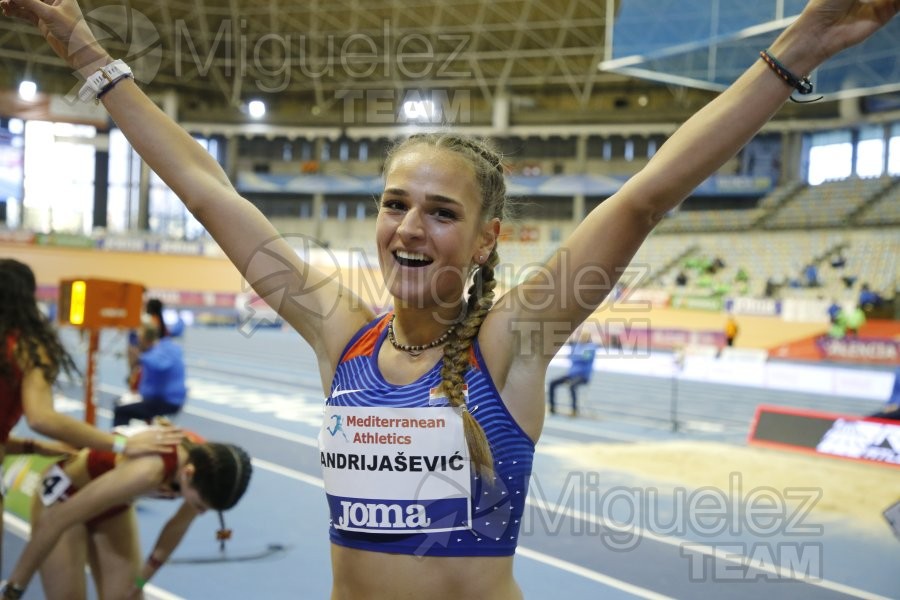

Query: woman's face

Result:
[179,465,210,513]
[376,145,496,312]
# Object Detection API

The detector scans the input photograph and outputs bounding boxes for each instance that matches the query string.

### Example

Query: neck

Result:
[388,310,459,358]
[391,304,463,345]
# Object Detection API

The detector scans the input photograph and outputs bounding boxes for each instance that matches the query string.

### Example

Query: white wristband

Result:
[78,59,133,103]
[112,434,128,454]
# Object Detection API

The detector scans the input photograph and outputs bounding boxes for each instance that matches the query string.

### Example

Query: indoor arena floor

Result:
[4,326,898,599]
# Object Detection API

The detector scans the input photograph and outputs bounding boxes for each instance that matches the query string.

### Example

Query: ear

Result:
[474,218,501,264]
[182,463,196,481]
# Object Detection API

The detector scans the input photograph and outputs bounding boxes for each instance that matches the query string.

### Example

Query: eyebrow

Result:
[382,187,465,208]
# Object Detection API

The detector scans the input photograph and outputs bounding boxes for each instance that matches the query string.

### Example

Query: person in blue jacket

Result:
[548,331,598,416]
[114,320,187,426]
[869,365,900,421]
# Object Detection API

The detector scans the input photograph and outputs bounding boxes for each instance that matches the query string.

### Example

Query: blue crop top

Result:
[321,314,535,557]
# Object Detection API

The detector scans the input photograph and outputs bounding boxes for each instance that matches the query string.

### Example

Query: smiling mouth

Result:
[393,250,434,268]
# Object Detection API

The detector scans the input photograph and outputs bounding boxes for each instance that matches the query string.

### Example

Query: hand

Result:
[123,426,184,457]
[0,0,111,74]
[796,0,899,61]
[124,581,145,600]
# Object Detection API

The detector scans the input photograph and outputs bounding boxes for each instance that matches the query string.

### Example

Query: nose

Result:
[396,206,425,241]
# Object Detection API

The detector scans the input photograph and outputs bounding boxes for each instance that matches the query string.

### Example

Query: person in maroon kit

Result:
[0,259,181,576]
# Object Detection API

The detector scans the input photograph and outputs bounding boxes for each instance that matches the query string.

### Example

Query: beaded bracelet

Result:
[759,50,822,103]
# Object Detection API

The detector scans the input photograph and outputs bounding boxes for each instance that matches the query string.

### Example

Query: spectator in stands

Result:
[841,274,857,289]
[675,270,688,286]
[803,262,820,287]
[114,319,187,426]
[764,277,778,298]
[548,331,598,416]
[827,299,842,324]
[830,251,846,269]
[858,283,883,310]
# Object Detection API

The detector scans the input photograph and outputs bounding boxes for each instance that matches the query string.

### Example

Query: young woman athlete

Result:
[1,0,896,597]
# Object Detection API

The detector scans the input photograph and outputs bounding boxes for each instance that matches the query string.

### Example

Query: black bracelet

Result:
[759,50,822,103]
[0,581,26,600]
[96,73,133,102]
[22,438,35,454]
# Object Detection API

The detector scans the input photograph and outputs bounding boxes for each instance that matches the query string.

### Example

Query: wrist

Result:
[768,18,830,78]
[147,553,165,570]
[78,60,133,103]
[112,434,128,454]
[73,50,114,80]
[0,580,26,600]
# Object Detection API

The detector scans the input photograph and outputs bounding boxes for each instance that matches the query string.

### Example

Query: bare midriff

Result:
[330,544,523,600]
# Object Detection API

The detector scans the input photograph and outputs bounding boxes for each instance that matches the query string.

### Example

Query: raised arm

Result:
[0,0,373,369]
[491,0,898,362]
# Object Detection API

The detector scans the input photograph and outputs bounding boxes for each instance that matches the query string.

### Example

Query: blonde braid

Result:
[440,247,499,478]
[386,133,509,479]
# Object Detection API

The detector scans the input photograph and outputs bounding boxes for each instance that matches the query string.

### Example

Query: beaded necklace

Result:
[387,315,456,357]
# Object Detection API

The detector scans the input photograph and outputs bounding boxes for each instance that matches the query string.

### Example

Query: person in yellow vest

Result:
[725,316,739,347]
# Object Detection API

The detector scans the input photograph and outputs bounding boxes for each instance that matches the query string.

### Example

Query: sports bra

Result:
[322,314,535,557]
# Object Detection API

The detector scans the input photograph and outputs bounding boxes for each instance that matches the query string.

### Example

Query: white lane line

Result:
[180,405,320,448]
[521,498,894,600]
[2,513,184,600]
[251,457,324,488]
[515,546,675,600]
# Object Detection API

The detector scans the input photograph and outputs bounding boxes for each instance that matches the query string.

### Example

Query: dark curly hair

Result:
[186,441,253,511]
[0,258,78,383]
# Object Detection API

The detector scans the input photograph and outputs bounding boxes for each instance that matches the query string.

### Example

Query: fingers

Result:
[0,1,39,24]
[6,0,52,19]
[150,427,185,451]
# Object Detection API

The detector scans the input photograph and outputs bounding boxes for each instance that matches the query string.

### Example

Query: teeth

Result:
[395,250,431,262]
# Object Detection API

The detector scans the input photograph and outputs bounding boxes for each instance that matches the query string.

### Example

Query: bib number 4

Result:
[39,464,72,507]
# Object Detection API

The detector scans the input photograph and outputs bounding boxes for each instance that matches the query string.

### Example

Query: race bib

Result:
[319,406,472,534]
[39,464,72,507]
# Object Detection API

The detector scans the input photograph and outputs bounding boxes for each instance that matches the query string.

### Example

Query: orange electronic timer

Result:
[57,278,145,329]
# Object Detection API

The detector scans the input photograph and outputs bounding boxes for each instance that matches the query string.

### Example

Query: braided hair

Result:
[185,441,253,511]
[0,259,78,383]
[384,133,509,478]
